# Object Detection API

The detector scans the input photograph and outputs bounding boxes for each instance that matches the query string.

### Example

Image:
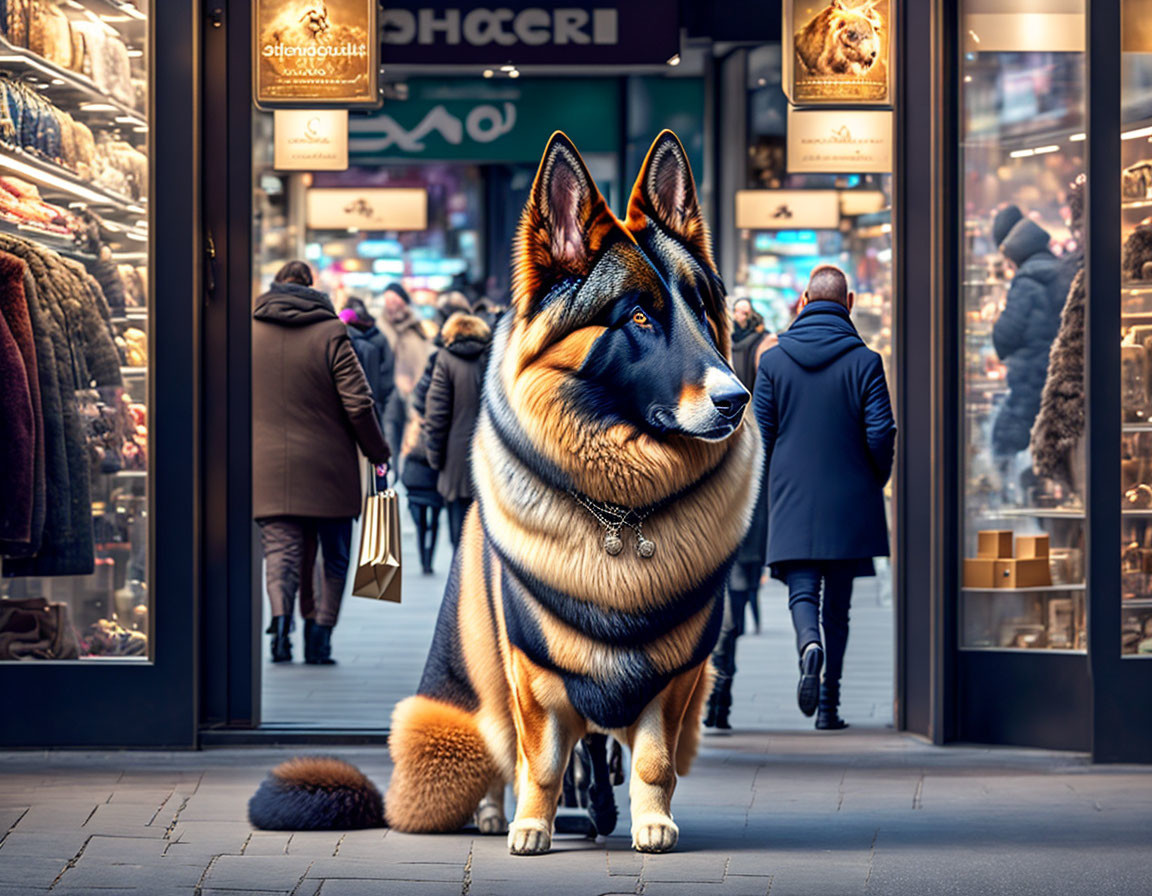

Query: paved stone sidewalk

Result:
[2,730,1150,895]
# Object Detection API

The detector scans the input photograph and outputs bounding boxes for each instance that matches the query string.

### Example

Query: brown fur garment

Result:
[1030,268,1085,487]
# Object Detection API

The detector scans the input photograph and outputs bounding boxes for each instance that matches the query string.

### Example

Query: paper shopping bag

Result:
[352,487,402,603]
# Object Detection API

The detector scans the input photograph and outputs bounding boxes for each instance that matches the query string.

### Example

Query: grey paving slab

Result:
[317,881,461,896]
[0,830,88,860]
[284,831,343,857]
[307,856,465,881]
[201,854,314,891]
[0,855,66,887]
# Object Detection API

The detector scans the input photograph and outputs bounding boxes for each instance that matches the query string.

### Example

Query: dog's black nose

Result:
[871,51,877,60]
[711,388,749,420]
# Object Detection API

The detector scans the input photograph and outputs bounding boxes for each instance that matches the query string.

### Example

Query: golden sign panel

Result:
[254,0,378,108]
[784,0,892,107]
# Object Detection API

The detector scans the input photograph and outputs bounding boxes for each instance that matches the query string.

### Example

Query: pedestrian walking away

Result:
[423,310,492,549]
[705,296,776,730]
[251,261,391,666]
[754,265,896,729]
[401,346,445,574]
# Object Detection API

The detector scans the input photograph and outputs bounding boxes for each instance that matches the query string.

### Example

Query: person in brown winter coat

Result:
[252,261,391,665]
[422,311,492,549]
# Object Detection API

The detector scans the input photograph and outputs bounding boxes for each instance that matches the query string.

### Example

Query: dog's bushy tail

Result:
[248,756,384,830]
[384,695,497,832]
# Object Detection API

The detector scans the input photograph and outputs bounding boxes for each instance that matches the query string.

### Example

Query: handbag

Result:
[352,463,402,603]
[0,597,81,660]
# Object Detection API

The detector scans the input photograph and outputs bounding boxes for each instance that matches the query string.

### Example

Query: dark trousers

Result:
[258,516,352,627]
[408,502,441,571]
[446,498,472,549]
[711,588,754,680]
[783,562,855,687]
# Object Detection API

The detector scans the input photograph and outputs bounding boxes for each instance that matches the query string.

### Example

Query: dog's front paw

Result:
[508,819,552,855]
[631,813,679,853]
[475,797,507,835]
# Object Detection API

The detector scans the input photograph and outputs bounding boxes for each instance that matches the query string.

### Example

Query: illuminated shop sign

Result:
[735,190,840,230]
[786,107,892,174]
[273,110,349,170]
[379,2,679,66]
[254,0,378,108]
[306,188,429,230]
[782,0,892,107]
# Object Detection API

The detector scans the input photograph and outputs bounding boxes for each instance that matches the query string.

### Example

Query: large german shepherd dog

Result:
[252,131,761,855]
[387,129,760,855]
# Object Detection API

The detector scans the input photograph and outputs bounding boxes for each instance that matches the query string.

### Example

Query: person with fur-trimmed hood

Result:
[989,205,1077,459]
[422,311,492,549]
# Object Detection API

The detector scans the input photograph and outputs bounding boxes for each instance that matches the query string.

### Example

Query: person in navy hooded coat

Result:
[754,265,896,730]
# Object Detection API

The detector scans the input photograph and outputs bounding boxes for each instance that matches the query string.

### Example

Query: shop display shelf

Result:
[1122,599,1152,609]
[1121,282,1152,295]
[1122,509,1152,517]
[112,470,146,479]
[0,216,91,258]
[961,584,1085,594]
[0,146,145,223]
[984,507,1086,519]
[120,365,146,376]
[1123,422,1152,432]
[0,39,145,133]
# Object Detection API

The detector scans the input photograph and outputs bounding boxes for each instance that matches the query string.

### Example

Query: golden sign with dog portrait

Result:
[784,0,892,106]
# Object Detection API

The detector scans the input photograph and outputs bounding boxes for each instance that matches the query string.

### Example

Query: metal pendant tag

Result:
[604,534,623,556]
[637,536,656,559]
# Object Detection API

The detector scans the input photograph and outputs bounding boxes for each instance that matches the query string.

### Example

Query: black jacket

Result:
[991,218,1078,456]
[346,321,395,427]
[730,324,771,573]
[755,301,895,572]
[423,314,492,502]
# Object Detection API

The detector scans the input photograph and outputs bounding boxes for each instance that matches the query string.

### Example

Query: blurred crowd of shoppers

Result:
[252,262,505,664]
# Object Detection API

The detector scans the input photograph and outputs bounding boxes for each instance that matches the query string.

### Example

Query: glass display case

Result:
[958,12,1087,652]
[0,0,150,661]
[1120,33,1152,657]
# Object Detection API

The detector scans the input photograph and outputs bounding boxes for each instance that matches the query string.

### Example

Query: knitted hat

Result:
[992,204,1024,247]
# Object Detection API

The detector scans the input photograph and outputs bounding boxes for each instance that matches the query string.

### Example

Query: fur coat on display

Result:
[0,251,44,553]
[0,235,122,576]
[1030,266,1086,489]
[990,218,1077,457]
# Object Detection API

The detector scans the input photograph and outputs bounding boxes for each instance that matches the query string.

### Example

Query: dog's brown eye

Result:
[632,311,650,327]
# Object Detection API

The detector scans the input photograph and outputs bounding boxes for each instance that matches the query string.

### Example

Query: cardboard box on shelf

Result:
[994,558,1052,589]
[1016,534,1050,559]
[977,530,1014,559]
[964,558,998,588]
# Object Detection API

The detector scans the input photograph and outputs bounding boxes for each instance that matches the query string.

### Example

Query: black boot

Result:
[816,680,848,730]
[704,676,732,730]
[303,619,317,663]
[797,642,824,717]
[305,622,336,665]
[270,615,292,663]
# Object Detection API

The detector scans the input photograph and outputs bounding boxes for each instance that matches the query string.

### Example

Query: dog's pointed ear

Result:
[625,130,715,272]
[513,131,620,315]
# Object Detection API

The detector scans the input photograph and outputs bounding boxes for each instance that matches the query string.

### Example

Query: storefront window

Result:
[1120,7,1152,658]
[958,2,1086,651]
[0,1,150,660]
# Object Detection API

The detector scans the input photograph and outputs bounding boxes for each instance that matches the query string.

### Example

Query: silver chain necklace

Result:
[566,490,657,559]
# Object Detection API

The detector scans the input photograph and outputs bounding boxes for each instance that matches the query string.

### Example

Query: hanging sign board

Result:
[735,190,840,230]
[254,0,378,109]
[786,107,892,173]
[273,110,349,170]
[379,3,679,66]
[783,0,892,107]
[306,188,428,231]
